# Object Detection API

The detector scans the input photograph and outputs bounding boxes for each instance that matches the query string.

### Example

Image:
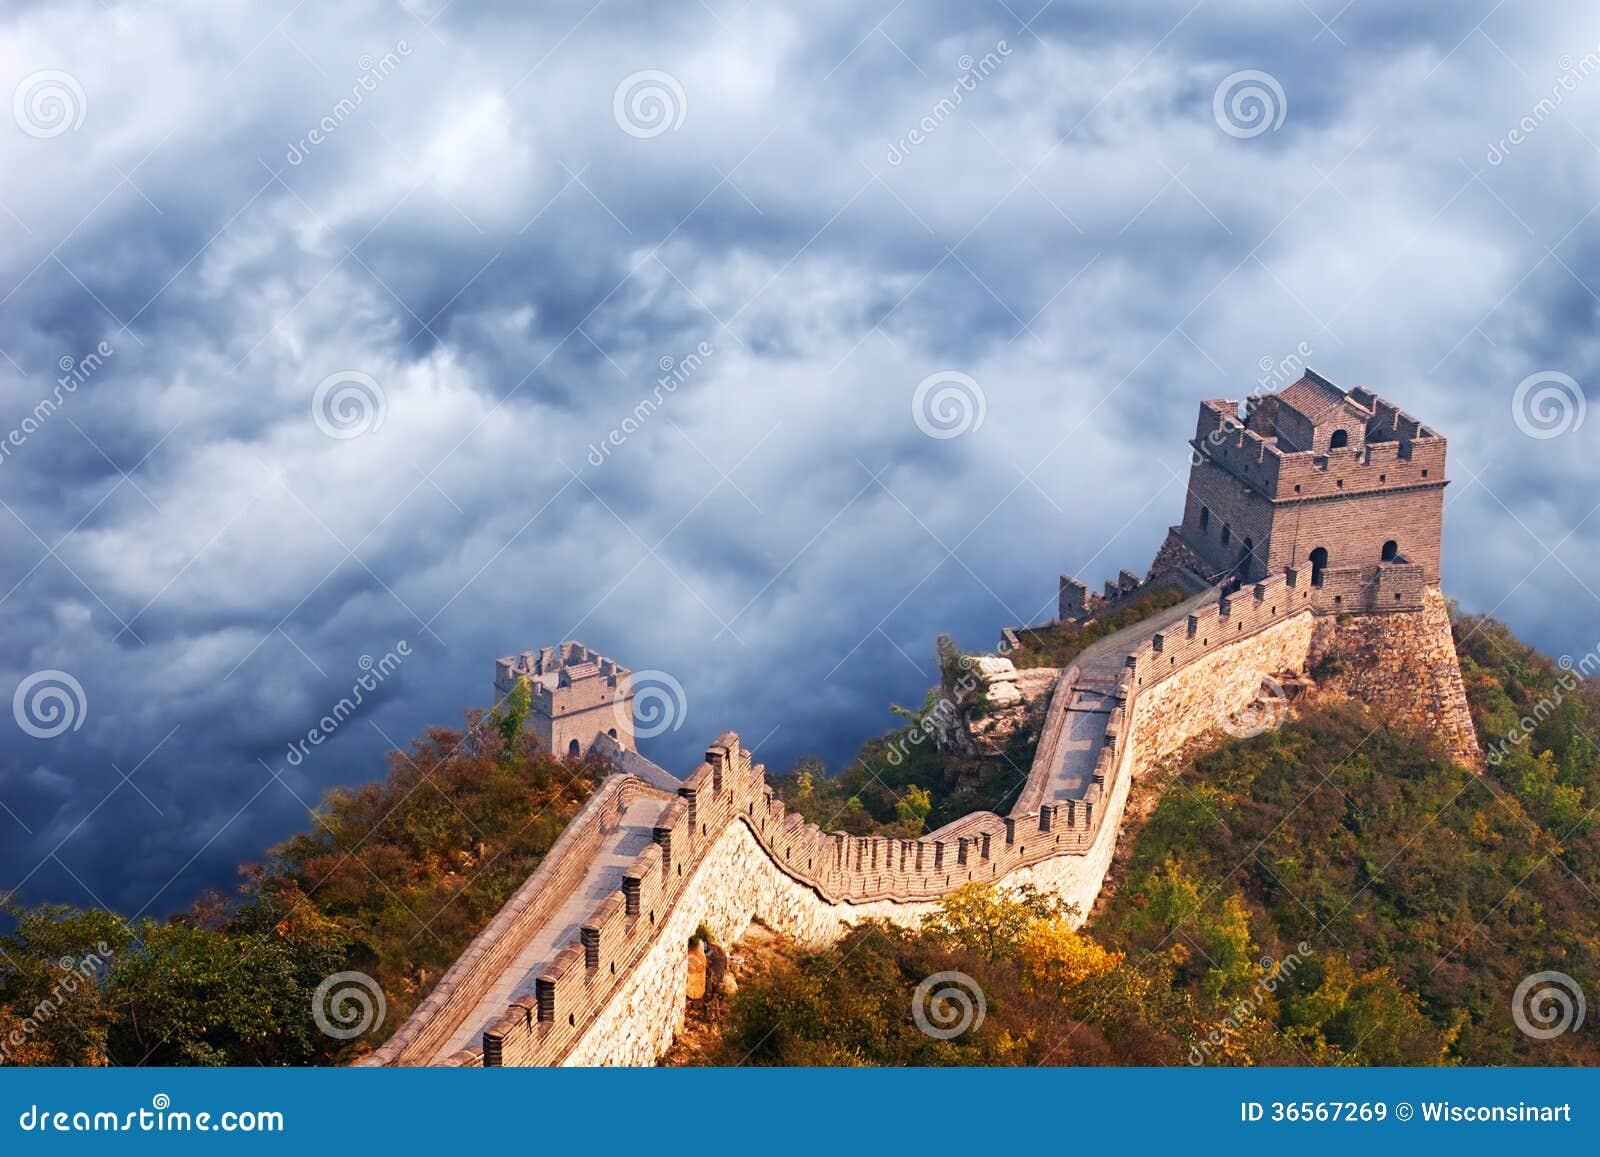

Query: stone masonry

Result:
[369,377,1482,1068]
[494,641,634,758]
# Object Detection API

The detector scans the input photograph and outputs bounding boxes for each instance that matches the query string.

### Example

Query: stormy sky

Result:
[2,0,1598,916]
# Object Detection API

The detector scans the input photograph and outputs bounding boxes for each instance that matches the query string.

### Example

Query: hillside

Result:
[0,699,601,1066]
[673,611,1600,1066]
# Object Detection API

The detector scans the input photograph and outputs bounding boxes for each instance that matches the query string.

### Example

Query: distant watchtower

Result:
[493,642,635,759]
[1167,370,1447,613]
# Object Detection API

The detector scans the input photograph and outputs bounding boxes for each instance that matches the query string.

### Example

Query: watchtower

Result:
[1168,370,1447,613]
[493,642,635,758]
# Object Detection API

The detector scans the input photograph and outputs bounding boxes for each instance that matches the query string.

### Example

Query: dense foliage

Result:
[684,612,1600,1066]
[1,703,599,1066]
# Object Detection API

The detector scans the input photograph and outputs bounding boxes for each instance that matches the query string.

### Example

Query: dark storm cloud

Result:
[2,1,1598,915]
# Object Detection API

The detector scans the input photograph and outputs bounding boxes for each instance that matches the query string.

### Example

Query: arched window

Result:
[1329,429,1349,449]
[1199,506,1210,532]
[1381,540,1398,562]
[608,727,618,738]
[567,738,581,759]
[1221,524,1231,546]
[1309,546,1328,587]
[1240,536,1255,569]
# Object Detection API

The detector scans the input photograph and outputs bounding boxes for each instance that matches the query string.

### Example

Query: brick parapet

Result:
[387,570,1338,1068]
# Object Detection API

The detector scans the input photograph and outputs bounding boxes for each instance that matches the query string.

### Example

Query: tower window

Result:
[1199,506,1210,532]
[1309,546,1328,588]
[1329,429,1349,449]
[1221,524,1231,546]
[567,738,581,759]
[1381,540,1398,562]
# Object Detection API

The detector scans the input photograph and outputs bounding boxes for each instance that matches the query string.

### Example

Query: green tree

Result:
[896,785,933,832]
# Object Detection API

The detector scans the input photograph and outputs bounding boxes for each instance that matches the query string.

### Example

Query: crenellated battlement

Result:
[372,575,1330,1069]
[1173,371,1447,610]
[494,640,636,757]
[367,379,1474,1069]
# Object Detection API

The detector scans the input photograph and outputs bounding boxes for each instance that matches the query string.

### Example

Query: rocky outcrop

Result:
[1309,587,1481,769]
[962,656,1058,755]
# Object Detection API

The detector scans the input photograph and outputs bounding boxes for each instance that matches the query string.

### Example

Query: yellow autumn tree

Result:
[1019,919,1124,1001]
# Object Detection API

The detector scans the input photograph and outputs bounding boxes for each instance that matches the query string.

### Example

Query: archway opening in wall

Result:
[567,738,581,759]
[1381,539,1398,562]
[1199,506,1210,532]
[1221,524,1231,546]
[1240,537,1255,576]
[608,727,618,738]
[1329,429,1349,449]
[1309,546,1328,587]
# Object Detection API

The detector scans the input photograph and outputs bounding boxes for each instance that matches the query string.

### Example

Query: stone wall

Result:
[557,603,1327,1067]
[1309,586,1481,769]
[367,773,672,1065]
[374,569,1366,1067]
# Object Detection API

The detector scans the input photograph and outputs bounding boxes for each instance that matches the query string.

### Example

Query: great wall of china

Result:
[364,372,1482,1068]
